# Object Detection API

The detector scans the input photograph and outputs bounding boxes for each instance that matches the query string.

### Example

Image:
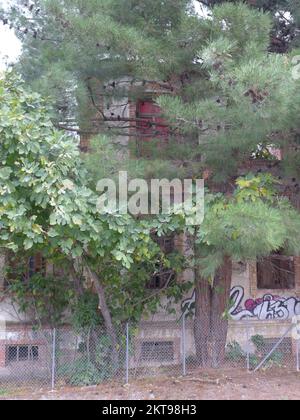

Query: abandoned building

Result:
[0,79,300,373]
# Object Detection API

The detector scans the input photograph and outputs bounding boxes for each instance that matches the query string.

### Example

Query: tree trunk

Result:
[87,267,120,369]
[71,260,119,369]
[194,256,232,368]
[0,252,6,290]
[194,271,211,368]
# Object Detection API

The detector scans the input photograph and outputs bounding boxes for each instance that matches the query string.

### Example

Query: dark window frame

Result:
[147,269,175,290]
[146,233,176,290]
[257,254,296,290]
[4,253,46,289]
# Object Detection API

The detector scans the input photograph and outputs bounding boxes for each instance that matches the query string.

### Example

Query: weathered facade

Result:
[0,80,300,371]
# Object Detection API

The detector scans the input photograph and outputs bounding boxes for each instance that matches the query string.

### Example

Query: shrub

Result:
[58,358,108,387]
[250,335,284,369]
[226,341,245,362]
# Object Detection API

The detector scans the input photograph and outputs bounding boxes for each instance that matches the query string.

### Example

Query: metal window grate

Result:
[263,337,292,354]
[140,341,174,362]
[6,345,39,364]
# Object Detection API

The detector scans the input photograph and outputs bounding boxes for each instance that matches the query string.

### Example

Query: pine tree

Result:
[195,0,300,51]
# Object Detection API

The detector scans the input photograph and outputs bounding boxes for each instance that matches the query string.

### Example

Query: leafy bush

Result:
[249,354,260,370]
[251,335,266,352]
[226,341,245,362]
[58,332,124,386]
[58,358,107,387]
[268,350,284,366]
[251,335,284,369]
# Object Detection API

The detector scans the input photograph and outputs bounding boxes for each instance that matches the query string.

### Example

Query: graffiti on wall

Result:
[181,286,300,321]
[230,286,300,321]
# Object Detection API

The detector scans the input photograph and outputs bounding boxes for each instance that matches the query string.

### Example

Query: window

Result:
[147,234,176,289]
[18,346,29,361]
[7,346,18,363]
[27,254,46,279]
[6,345,39,364]
[152,234,175,255]
[140,341,174,362]
[4,253,46,288]
[147,269,175,290]
[257,254,295,290]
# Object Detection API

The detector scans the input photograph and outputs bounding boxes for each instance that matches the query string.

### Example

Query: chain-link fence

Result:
[0,317,299,394]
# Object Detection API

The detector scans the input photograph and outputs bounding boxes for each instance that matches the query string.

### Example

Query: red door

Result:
[136,100,169,156]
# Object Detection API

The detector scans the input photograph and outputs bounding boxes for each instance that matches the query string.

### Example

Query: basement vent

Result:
[6,345,39,364]
[140,341,174,362]
[263,337,292,354]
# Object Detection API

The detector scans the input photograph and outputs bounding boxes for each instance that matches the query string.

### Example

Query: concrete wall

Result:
[0,252,37,326]
[135,261,300,364]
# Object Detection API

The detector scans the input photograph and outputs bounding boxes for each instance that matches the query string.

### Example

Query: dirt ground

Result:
[1,368,300,400]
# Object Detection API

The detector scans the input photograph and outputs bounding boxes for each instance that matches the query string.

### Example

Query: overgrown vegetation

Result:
[1,0,300,371]
[225,336,285,370]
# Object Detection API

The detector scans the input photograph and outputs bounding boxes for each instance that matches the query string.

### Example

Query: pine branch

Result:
[56,124,170,138]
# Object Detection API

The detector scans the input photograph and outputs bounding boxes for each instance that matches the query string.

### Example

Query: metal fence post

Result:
[125,322,129,384]
[51,328,56,390]
[246,317,250,371]
[182,314,186,376]
[296,339,300,372]
[254,324,294,373]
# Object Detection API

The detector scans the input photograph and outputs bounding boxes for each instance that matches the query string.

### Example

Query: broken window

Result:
[5,253,46,288]
[147,269,175,290]
[257,254,295,290]
[146,234,176,289]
